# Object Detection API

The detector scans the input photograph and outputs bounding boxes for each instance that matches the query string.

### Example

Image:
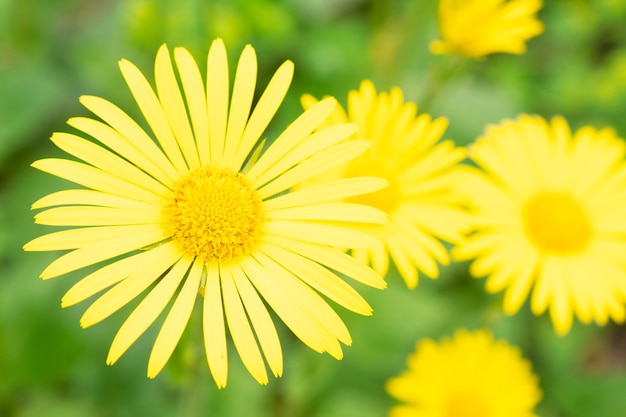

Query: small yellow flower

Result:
[430,0,544,59]
[24,39,388,387]
[454,115,626,335]
[302,81,469,288]
[386,329,542,417]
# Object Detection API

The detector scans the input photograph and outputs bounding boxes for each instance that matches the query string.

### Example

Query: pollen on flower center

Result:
[523,192,592,255]
[162,167,265,263]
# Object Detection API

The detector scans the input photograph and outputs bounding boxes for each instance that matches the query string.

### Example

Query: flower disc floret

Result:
[523,192,591,255]
[163,167,264,263]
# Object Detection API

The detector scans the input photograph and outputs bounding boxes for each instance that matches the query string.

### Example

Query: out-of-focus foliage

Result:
[2,1,626,416]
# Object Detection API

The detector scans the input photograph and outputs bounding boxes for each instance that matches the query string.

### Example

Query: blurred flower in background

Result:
[24,39,389,388]
[455,115,626,335]
[386,329,541,417]
[430,0,544,59]
[301,81,469,288]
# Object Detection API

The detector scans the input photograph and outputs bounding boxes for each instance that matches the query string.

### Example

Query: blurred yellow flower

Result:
[24,39,388,387]
[301,81,469,288]
[386,329,541,417]
[430,0,544,59]
[454,115,626,335]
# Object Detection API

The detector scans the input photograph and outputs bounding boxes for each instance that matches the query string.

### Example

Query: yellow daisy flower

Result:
[24,39,389,387]
[386,329,542,417]
[430,0,544,59]
[454,115,626,335]
[301,81,469,288]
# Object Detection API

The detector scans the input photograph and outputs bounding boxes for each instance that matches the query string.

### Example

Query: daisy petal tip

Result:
[554,326,570,337]
[317,96,337,110]
[256,376,270,386]
[105,353,119,366]
[211,372,228,389]
[277,59,295,77]
[405,281,418,290]
[39,270,57,280]
[552,316,573,336]
[146,364,162,380]
[502,300,521,316]
[118,59,135,73]
[272,368,283,378]
[370,277,387,290]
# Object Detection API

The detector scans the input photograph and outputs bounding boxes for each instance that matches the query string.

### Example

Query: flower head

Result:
[430,0,544,59]
[454,115,626,334]
[386,329,541,417]
[302,81,468,288]
[24,39,388,387]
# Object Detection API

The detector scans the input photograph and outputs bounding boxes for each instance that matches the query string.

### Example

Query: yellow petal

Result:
[267,203,386,224]
[80,243,182,327]
[38,227,166,279]
[148,259,203,378]
[107,257,191,364]
[231,265,283,377]
[79,95,179,182]
[203,264,228,388]
[24,225,159,252]
[61,247,168,307]
[154,45,200,170]
[223,45,257,168]
[247,98,341,182]
[50,132,171,197]
[119,58,188,174]
[221,265,268,384]
[263,234,385,289]
[174,47,209,165]
[240,255,328,354]
[263,177,387,211]
[32,189,159,210]
[264,219,382,250]
[206,39,229,166]
[67,117,175,187]
[254,250,351,348]
[32,158,164,206]
[261,243,372,315]
[232,60,294,171]
[257,140,371,199]
[34,206,161,226]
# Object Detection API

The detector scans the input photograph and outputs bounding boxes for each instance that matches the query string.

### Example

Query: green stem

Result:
[418,56,468,112]
[177,302,206,417]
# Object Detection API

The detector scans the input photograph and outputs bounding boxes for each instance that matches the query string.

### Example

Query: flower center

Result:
[445,392,487,417]
[162,167,265,264]
[523,192,592,255]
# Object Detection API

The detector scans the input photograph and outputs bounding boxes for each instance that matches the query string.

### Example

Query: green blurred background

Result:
[2,0,626,416]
